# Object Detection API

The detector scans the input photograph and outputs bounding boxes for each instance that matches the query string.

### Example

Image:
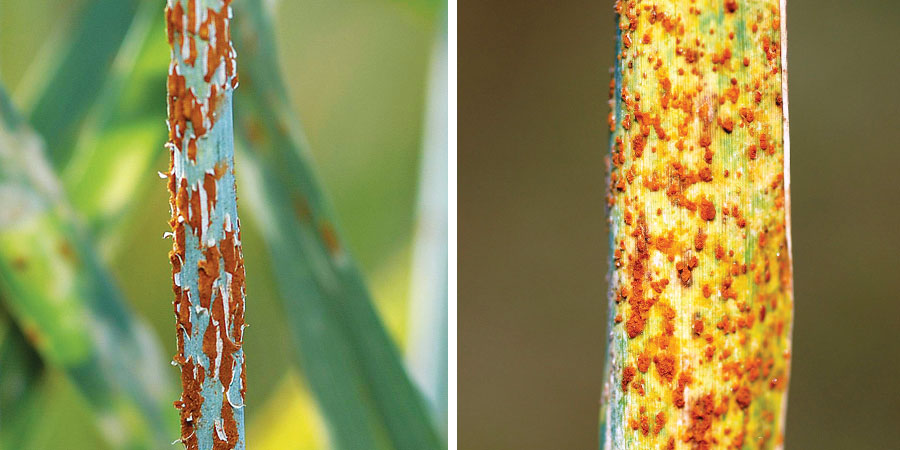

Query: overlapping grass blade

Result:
[0,310,44,449]
[385,0,445,21]
[60,3,168,253]
[23,0,143,170]
[0,1,174,445]
[0,87,178,448]
[232,1,443,448]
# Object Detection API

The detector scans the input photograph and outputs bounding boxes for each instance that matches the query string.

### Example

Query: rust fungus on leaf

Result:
[603,0,792,446]
[725,0,738,13]
[735,386,753,409]
[654,353,676,381]
[623,365,637,392]
[699,198,716,221]
[638,353,651,373]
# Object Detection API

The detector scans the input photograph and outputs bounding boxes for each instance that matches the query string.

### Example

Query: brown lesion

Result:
[174,357,204,450]
[197,245,220,310]
[319,221,342,257]
[676,254,698,286]
[220,229,246,346]
[203,172,218,216]
[622,365,637,392]
[624,214,652,339]
[686,393,717,449]
[10,255,28,271]
[653,352,676,382]
[211,285,241,389]
[699,198,716,221]
[215,400,240,449]
[637,352,651,373]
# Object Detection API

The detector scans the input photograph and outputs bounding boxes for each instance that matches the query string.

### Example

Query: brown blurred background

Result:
[459,1,900,449]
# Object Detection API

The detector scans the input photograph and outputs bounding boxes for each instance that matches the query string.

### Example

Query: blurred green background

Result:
[460,0,900,449]
[0,0,442,448]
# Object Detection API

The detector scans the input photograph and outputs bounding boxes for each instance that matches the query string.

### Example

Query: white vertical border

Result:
[780,0,792,265]
[777,0,793,448]
[447,0,458,448]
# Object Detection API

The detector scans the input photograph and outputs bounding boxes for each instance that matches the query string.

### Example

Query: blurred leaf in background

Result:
[0,85,177,448]
[231,0,442,447]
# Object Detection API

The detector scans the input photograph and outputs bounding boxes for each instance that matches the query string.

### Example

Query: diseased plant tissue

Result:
[602,1,793,449]
[165,1,247,448]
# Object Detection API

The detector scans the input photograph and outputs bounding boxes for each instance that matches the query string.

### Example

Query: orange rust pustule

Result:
[166,2,185,48]
[699,198,716,221]
[221,230,239,274]
[673,372,692,409]
[735,386,753,409]
[623,365,637,392]
[687,393,718,450]
[218,328,238,389]
[748,144,758,160]
[676,255,698,286]
[654,353,676,381]
[186,0,197,31]
[174,289,192,336]
[637,353,651,373]
[694,228,707,251]
[724,0,738,13]
[625,214,652,339]
[655,412,667,435]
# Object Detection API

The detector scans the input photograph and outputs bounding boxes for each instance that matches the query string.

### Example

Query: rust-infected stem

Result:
[165,1,246,449]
